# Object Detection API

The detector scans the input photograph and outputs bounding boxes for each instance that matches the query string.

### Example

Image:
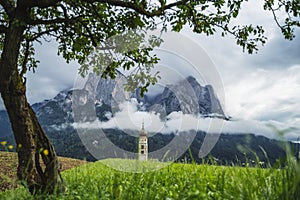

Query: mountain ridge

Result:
[1,73,298,164]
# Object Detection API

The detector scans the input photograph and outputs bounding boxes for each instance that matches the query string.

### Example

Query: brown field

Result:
[0,152,87,191]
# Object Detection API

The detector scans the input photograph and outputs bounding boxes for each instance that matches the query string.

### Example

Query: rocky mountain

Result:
[0,72,225,136]
[1,72,298,165]
[26,72,225,127]
[148,76,224,118]
[77,72,225,120]
[84,72,129,107]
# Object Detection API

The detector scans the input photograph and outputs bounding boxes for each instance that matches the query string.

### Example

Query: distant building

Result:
[138,122,148,161]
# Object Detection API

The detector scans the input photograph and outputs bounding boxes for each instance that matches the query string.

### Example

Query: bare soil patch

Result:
[0,152,87,191]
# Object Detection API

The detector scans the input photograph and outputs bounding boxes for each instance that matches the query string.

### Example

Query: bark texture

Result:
[0,4,65,195]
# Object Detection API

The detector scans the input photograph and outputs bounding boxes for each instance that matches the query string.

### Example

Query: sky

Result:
[0,0,299,140]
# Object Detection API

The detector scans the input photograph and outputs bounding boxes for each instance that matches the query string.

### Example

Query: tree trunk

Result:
[0,6,65,195]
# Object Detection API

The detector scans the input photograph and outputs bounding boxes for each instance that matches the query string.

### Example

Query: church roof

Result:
[140,131,147,137]
[139,122,147,136]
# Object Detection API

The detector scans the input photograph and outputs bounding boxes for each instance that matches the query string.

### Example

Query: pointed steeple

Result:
[140,120,147,136]
[138,120,148,161]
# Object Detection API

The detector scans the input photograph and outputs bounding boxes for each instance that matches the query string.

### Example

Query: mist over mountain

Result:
[0,72,298,164]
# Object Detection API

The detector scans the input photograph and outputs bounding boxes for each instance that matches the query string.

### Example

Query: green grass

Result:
[1,158,299,200]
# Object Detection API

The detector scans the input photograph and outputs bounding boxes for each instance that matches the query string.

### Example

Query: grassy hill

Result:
[1,155,299,200]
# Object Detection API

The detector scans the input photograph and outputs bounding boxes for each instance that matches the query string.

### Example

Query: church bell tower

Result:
[138,122,148,161]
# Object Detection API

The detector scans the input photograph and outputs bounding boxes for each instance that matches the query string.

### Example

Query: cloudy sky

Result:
[0,0,299,140]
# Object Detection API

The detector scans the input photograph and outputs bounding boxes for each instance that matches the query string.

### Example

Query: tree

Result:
[0,0,299,195]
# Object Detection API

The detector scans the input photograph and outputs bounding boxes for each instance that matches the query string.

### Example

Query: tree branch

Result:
[24,0,188,27]
[81,22,98,47]
[19,0,61,8]
[83,0,188,17]
[57,3,68,20]
[0,0,15,17]
[29,27,60,42]
[90,3,110,28]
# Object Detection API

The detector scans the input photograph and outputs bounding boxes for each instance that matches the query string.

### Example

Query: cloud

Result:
[73,99,299,140]
[25,42,79,104]
[225,65,300,123]
[249,34,300,69]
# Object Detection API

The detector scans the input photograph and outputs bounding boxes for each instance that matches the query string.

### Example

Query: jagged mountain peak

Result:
[83,71,130,106]
[148,75,224,117]
[81,73,225,118]
[186,75,198,84]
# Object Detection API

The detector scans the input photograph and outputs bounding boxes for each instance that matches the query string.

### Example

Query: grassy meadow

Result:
[1,157,299,200]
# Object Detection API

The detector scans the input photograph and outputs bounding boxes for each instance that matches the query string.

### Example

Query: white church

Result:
[138,123,148,161]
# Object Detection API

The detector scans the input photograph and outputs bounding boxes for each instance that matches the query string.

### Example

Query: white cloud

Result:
[225,65,300,122]
[73,99,299,140]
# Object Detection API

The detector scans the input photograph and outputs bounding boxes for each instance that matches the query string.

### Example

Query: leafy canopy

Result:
[0,0,299,94]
